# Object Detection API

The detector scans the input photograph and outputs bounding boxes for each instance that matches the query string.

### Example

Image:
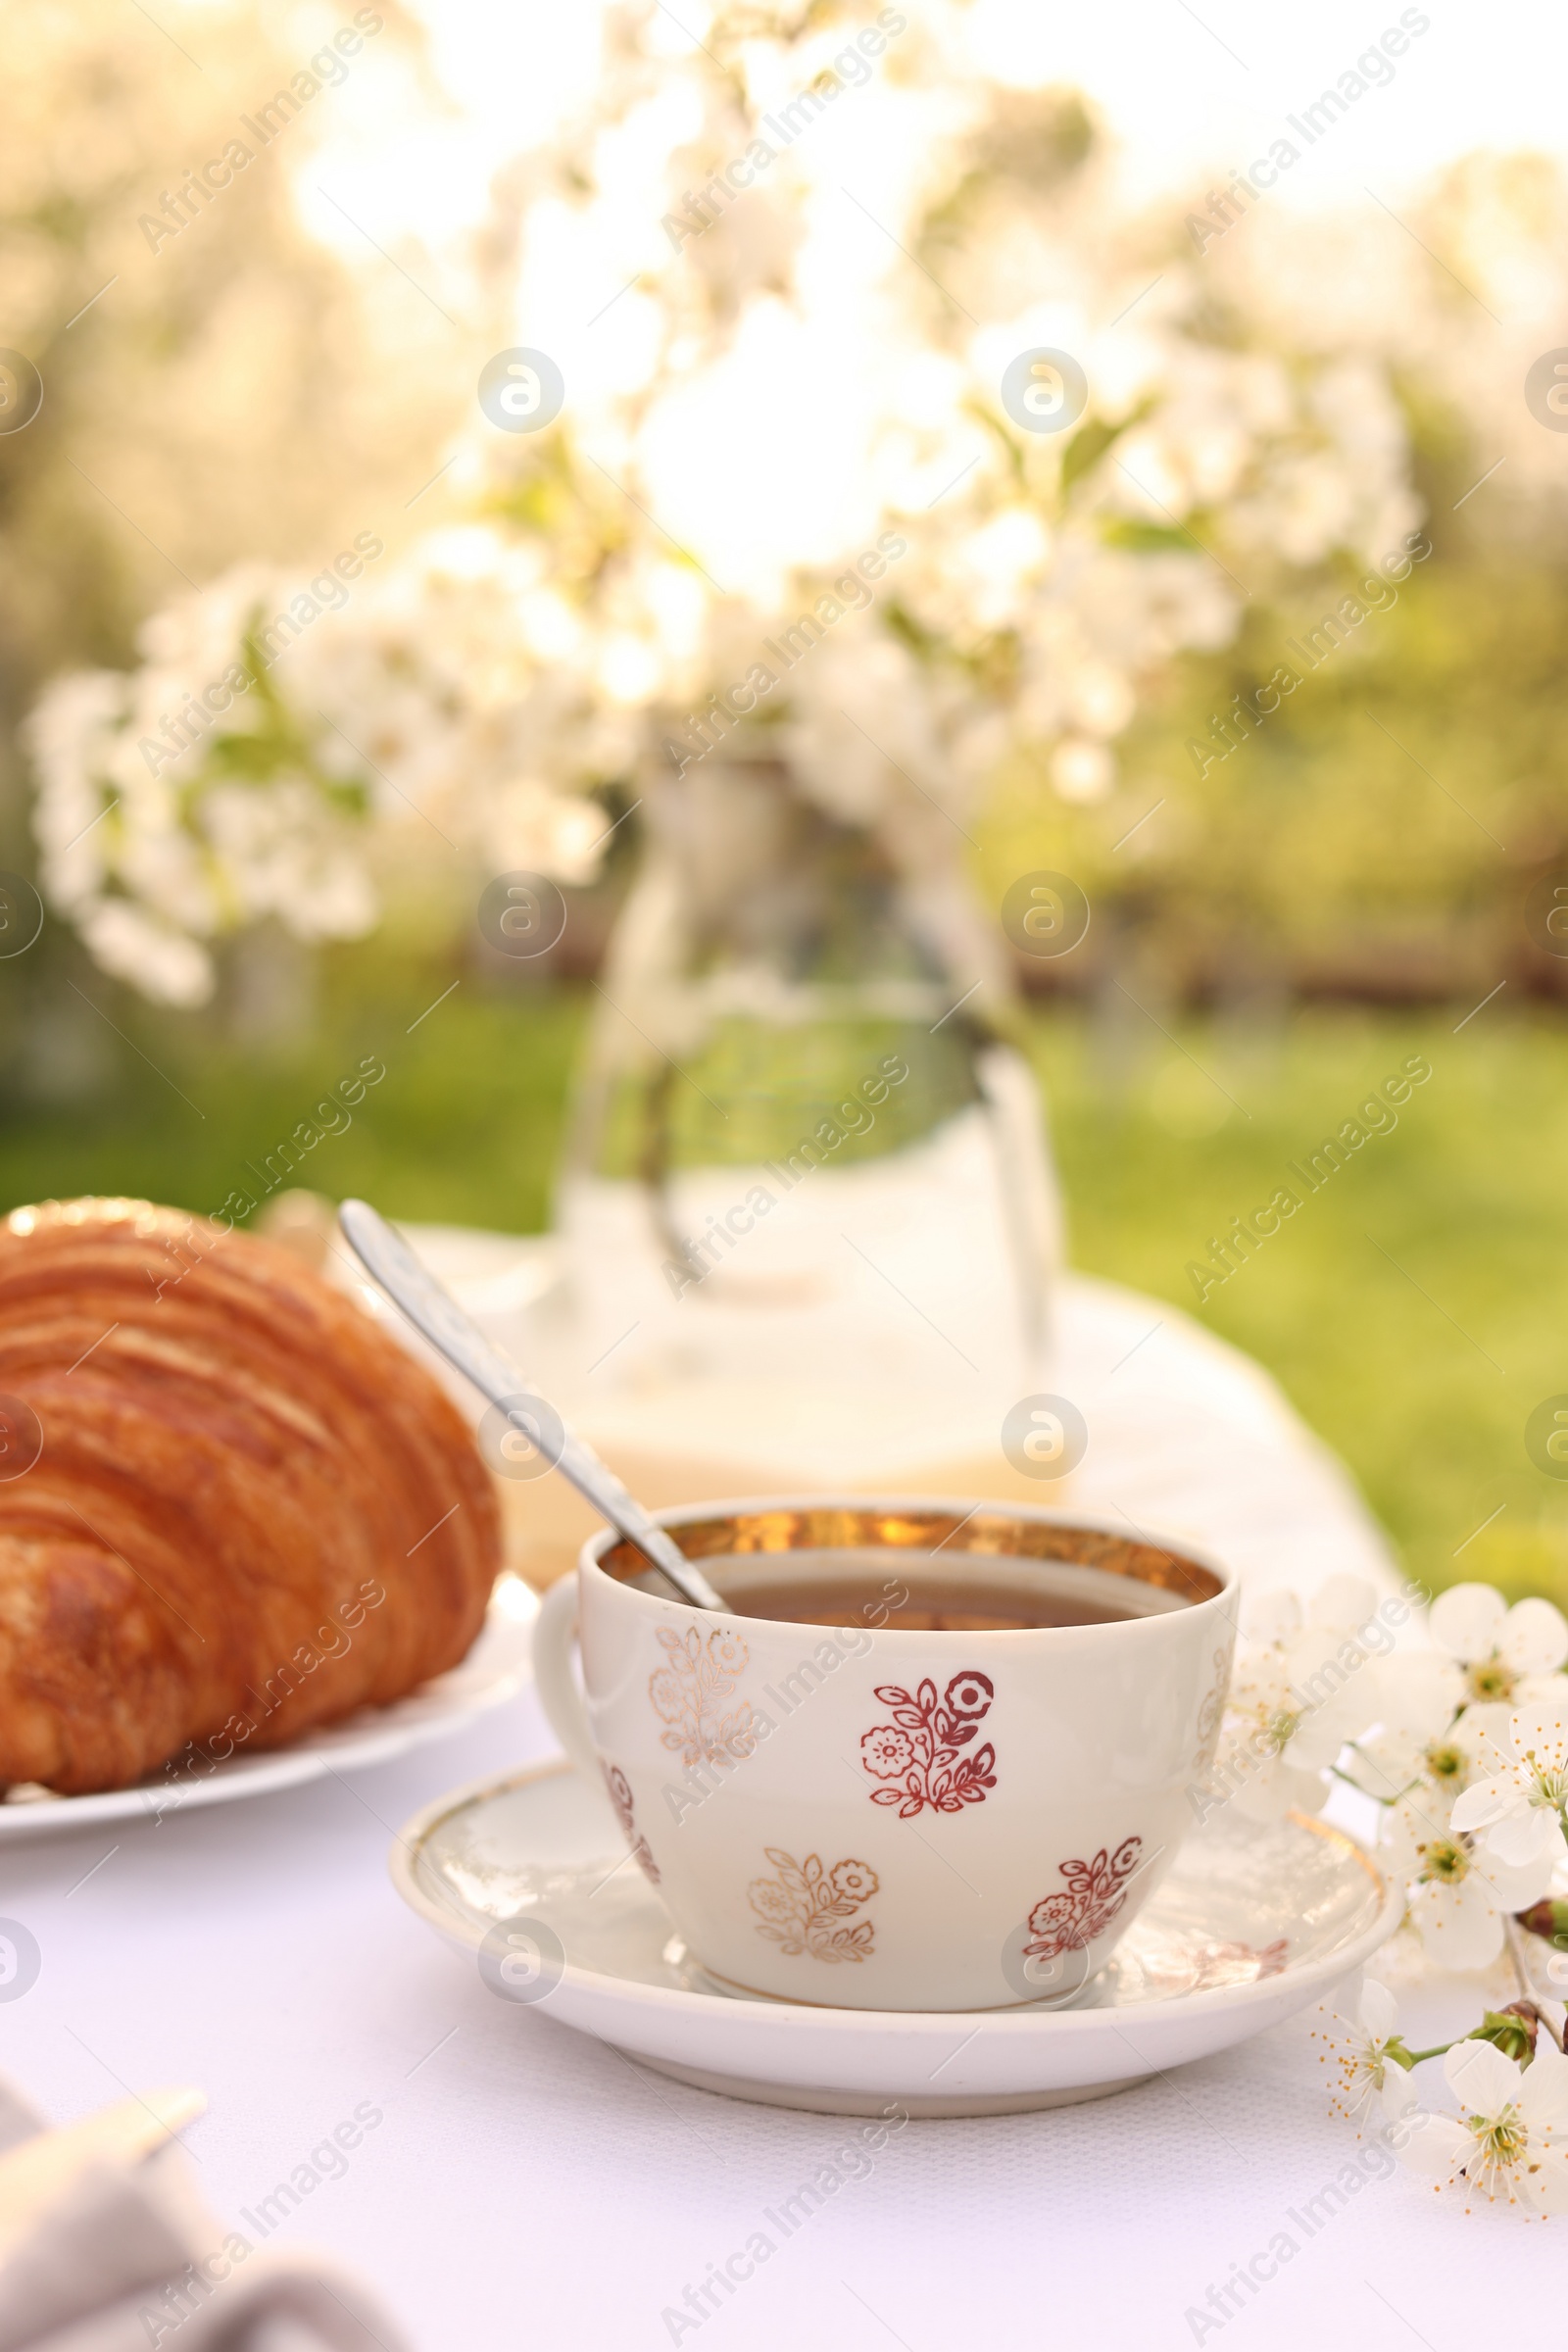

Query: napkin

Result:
[0,2076,411,2352]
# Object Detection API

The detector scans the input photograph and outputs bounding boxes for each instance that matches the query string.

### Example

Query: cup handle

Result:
[533,1572,603,1785]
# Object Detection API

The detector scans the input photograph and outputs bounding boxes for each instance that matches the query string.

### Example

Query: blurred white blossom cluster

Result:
[463,0,1420,823]
[1206,1577,1568,1975]
[1220,147,1568,511]
[24,533,621,1004]
[25,0,1422,1002]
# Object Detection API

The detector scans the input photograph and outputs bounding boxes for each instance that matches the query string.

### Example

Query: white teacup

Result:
[534,1497,1237,2013]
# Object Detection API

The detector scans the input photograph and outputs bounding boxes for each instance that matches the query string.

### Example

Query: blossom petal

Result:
[1358,1977,1398,2041]
[1515,1673,1568,1711]
[1497,1596,1568,1677]
[1518,2147,1568,2216]
[1458,1702,1515,1770]
[1429,1583,1506,1664]
[1508,1697,1568,1775]
[1392,2112,1469,2180]
[1283,1714,1354,1772]
[1378,2065,1421,2123]
[1445,2034,1522,2110]
[1346,1734,1422,1803]
[1519,2034,1568,2130]
[1416,1875,1503,1970]
[1282,1630,1382,1756]
[1450,1772,1516,1834]
[1474,1837,1560,1907]
[1481,1805,1567,1876]
[1374,1651,1465,1738]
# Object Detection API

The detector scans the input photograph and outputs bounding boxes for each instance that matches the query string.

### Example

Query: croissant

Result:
[0,1198,501,1794]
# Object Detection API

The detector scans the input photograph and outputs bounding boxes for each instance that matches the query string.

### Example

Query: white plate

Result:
[391,1757,1401,2118]
[0,1577,538,1839]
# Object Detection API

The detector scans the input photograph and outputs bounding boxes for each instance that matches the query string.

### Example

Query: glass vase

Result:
[545,750,1063,1486]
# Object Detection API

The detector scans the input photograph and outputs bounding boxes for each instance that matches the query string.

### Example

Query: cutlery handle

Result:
[338,1200,724,1611]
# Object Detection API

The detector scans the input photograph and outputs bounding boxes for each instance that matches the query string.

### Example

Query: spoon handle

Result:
[338,1200,725,1612]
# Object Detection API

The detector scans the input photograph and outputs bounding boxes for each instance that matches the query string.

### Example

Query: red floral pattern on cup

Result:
[649,1625,760,1767]
[748,1849,879,1963]
[858,1670,997,1816]
[1024,1836,1143,1959]
[601,1761,661,1884]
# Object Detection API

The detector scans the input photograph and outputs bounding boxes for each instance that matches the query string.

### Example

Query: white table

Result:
[7,1267,1554,2348]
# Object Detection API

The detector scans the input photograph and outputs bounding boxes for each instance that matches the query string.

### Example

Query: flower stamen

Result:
[1466,1654,1516,1705]
[1419,1836,1471,1886]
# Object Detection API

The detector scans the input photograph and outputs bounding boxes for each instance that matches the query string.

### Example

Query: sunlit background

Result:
[4,0,1568,1603]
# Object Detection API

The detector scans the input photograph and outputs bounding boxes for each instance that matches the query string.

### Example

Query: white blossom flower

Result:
[1212,1578,1390,1821]
[1451,1698,1568,1876]
[1396,2034,1568,2214]
[1308,1977,1420,2125]
[1384,1792,1556,1970]
[1217,1638,1339,1821]
[1342,1650,1473,1803]
[1429,1584,1568,1709]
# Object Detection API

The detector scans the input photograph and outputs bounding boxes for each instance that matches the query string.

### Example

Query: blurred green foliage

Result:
[3,959,1562,1612]
[0,959,584,1237]
[980,440,1568,1000]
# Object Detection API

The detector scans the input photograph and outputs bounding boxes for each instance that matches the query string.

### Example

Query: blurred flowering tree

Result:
[0,1,452,704]
[0,0,470,1025]
[990,146,1568,1008]
[24,0,1426,1004]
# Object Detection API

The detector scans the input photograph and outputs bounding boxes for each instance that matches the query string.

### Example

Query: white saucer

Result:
[0,1577,538,1840]
[391,1757,1401,2118]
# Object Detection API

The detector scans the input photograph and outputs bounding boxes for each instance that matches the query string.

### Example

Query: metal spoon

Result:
[339,1199,725,1612]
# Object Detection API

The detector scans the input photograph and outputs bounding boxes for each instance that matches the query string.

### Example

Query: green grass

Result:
[0,974,587,1237]
[1027,1004,1568,1611]
[4,972,1564,1609]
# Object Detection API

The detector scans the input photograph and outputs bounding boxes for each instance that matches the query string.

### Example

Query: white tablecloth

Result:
[8,1267,1556,2348]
